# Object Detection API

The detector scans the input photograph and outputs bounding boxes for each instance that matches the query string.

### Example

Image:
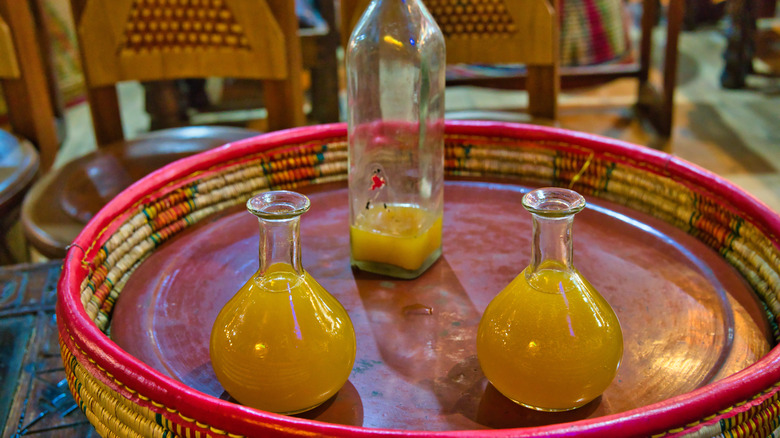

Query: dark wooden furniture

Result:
[445,0,684,137]
[341,0,560,120]
[0,0,62,172]
[0,130,38,264]
[21,127,256,259]
[301,0,341,124]
[70,0,305,146]
[144,0,342,129]
[720,0,778,89]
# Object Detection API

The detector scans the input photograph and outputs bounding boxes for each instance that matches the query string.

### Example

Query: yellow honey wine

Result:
[477,265,623,411]
[210,263,356,414]
[350,204,442,273]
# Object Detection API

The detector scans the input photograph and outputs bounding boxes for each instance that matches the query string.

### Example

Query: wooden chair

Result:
[341,0,560,120]
[0,0,61,172]
[0,130,38,264]
[341,0,682,137]
[144,0,342,129]
[21,0,308,259]
[73,0,305,145]
[300,0,341,124]
[21,127,253,259]
[443,0,682,137]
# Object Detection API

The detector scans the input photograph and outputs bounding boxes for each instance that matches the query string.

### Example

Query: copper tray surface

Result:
[110,180,772,431]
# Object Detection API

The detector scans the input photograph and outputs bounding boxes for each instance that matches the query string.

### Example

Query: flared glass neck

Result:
[247,191,311,277]
[522,188,586,277]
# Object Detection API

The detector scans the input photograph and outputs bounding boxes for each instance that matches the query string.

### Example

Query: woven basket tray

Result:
[57,121,780,437]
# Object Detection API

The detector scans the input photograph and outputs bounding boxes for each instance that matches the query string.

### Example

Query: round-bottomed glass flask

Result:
[346,0,446,279]
[210,191,357,414]
[476,187,623,411]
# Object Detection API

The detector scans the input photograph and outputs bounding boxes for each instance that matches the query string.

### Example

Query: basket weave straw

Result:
[58,121,780,438]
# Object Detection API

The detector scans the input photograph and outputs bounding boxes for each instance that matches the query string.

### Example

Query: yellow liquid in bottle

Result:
[210,263,356,414]
[477,265,623,411]
[350,205,442,273]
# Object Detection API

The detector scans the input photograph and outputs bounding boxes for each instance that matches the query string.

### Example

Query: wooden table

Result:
[0,261,96,437]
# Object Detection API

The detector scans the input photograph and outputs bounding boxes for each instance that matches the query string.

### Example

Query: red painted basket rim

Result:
[58,121,780,437]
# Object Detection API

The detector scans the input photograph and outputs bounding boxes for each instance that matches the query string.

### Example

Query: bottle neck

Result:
[257,216,303,277]
[527,213,575,276]
[374,0,422,9]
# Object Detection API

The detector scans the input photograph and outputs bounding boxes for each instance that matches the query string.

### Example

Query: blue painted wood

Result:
[0,261,97,437]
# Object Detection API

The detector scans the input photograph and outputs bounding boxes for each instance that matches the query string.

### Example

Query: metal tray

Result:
[110,179,771,431]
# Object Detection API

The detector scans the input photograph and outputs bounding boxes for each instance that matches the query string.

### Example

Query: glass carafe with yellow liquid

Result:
[210,191,356,414]
[477,187,623,412]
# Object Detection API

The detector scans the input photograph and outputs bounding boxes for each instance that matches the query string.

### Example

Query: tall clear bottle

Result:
[346,0,446,279]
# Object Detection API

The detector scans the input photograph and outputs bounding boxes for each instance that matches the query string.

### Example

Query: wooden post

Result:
[263,0,306,130]
[0,0,60,171]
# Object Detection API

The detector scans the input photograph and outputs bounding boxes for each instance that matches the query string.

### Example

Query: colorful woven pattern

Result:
[58,122,780,438]
[426,0,518,38]
[121,0,251,53]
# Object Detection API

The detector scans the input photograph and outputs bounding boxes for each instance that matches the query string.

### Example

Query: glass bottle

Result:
[346,0,446,279]
[476,187,623,412]
[209,191,357,414]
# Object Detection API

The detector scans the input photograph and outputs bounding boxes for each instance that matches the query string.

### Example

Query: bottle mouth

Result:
[247,190,311,219]
[522,187,586,217]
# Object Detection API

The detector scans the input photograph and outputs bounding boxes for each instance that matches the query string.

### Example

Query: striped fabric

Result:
[560,0,630,66]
